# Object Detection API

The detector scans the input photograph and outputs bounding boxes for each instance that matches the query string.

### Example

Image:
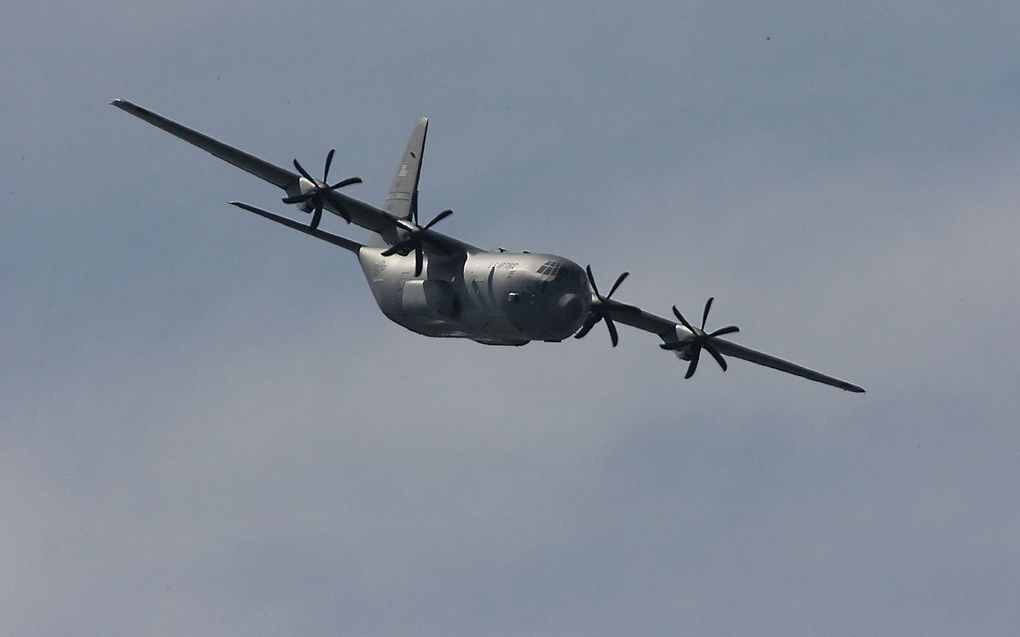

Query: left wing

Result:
[112,100,297,189]
[604,301,865,393]
[112,99,390,230]
[111,99,475,254]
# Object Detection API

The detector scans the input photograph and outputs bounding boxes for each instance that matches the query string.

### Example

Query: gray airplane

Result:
[112,99,864,393]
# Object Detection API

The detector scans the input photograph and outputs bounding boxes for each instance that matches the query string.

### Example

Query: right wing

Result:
[710,338,865,393]
[605,301,865,393]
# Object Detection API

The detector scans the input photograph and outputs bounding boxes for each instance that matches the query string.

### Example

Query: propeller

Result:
[661,297,740,378]
[281,149,362,228]
[381,209,453,277]
[575,265,641,347]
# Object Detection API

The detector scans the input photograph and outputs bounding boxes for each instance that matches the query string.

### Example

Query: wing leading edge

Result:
[604,301,864,392]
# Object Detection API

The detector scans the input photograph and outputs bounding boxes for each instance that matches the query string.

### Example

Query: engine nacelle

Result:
[666,325,696,360]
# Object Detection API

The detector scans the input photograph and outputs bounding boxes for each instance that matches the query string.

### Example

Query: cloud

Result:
[2,1,1019,635]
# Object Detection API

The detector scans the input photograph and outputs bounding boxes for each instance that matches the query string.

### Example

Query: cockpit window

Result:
[537,261,562,276]
[538,261,580,283]
[538,261,568,277]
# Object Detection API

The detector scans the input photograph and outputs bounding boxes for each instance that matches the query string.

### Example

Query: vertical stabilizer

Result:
[384,116,428,220]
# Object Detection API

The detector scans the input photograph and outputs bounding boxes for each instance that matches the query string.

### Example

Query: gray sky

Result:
[3,1,1019,635]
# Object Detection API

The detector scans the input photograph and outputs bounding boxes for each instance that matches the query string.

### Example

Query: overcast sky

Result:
[2,1,1019,635]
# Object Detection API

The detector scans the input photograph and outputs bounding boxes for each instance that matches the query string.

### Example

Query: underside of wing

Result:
[711,338,865,392]
[604,302,864,392]
[112,99,297,188]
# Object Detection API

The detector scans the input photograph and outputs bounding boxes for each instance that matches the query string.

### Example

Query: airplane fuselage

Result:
[358,249,590,345]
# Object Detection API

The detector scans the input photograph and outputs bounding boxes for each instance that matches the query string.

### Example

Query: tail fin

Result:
[383,116,428,221]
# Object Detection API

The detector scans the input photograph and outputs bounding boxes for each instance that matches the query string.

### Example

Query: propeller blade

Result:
[392,217,416,233]
[670,298,738,378]
[579,266,636,347]
[605,316,619,347]
[311,203,323,229]
[705,343,728,371]
[282,192,314,205]
[709,325,740,338]
[574,316,598,339]
[685,345,702,379]
[607,271,629,299]
[672,305,696,334]
[381,244,404,257]
[323,149,335,182]
[414,246,424,277]
[701,297,714,330]
[293,159,314,183]
[328,176,363,191]
[423,209,453,231]
[585,266,601,298]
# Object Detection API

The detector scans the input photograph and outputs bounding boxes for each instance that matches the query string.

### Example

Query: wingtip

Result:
[110,99,148,115]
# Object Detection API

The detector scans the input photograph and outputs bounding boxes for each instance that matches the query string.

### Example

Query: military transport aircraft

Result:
[112,99,864,393]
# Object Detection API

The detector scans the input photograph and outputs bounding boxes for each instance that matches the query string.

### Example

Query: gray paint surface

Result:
[2,2,1020,636]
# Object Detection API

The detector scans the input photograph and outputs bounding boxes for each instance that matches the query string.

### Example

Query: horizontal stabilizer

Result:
[229,202,363,253]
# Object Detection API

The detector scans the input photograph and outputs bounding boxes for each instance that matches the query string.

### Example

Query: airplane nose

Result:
[557,292,584,325]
